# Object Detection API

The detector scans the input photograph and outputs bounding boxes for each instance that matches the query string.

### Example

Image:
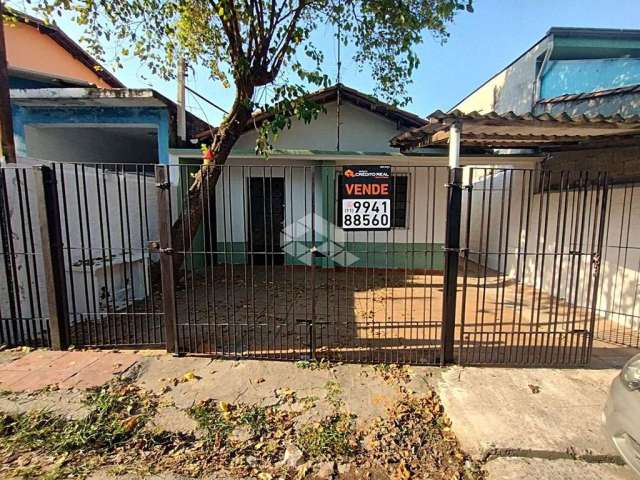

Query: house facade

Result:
[171,85,539,271]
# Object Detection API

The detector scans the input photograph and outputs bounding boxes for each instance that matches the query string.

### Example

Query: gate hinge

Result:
[155,181,170,190]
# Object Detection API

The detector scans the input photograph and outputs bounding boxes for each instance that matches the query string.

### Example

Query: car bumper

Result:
[604,374,640,476]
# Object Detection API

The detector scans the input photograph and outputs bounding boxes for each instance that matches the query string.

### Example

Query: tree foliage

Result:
[18,0,472,267]
[25,0,472,152]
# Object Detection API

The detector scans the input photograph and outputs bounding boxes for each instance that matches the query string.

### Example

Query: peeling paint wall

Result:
[453,37,553,115]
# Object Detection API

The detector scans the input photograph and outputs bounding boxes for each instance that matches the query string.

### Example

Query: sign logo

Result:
[281,214,359,266]
[341,165,392,231]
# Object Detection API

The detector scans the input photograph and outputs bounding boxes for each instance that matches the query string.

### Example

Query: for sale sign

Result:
[341,165,392,230]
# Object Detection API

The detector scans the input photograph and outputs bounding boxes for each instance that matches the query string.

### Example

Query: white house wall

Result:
[232,101,409,153]
[465,168,640,333]
[212,157,450,268]
[0,157,160,343]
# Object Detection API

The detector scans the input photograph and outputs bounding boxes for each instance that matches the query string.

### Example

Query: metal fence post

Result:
[34,165,69,350]
[0,169,19,343]
[441,167,463,365]
[155,165,178,354]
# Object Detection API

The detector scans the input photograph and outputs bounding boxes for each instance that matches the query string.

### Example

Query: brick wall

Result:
[542,144,640,185]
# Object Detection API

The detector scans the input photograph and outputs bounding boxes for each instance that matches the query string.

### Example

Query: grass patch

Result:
[188,400,234,446]
[0,381,156,479]
[0,382,155,454]
[324,380,343,409]
[296,412,359,460]
[294,358,334,370]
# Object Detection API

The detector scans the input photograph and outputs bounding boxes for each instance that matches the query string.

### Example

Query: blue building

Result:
[5,10,209,166]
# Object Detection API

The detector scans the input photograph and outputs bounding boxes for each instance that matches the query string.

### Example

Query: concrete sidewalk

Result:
[432,347,639,479]
[0,347,638,479]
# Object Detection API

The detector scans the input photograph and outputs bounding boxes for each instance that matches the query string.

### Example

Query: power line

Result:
[185,85,229,115]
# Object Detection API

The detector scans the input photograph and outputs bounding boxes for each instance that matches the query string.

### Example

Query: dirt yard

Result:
[170,263,631,366]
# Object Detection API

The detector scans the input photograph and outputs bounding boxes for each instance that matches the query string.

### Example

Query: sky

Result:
[11,0,640,126]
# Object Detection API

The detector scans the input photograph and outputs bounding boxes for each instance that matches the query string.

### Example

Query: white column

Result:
[448,122,461,168]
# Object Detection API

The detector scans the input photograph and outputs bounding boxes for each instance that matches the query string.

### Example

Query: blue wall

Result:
[12,105,170,164]
[541,58,640,99]
[9,76,59,89]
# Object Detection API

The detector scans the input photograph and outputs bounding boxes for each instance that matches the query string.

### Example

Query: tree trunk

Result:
[169,92,253,274]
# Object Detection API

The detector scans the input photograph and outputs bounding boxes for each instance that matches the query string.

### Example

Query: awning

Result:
[390,110,640,151]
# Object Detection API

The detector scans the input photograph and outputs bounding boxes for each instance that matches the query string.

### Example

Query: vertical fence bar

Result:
[441,167,463,364]
[586,173,609,363]
[0,168,18,344]
[155,165,178,353]
[34,165,69,350]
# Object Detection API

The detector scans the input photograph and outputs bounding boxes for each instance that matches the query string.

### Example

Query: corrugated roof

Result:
[537,84,640,104]
[390,109,640,150]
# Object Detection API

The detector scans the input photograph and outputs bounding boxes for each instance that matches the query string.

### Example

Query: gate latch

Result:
[148,241,174,255]
[310,246,326,258]
[592,253,601,274]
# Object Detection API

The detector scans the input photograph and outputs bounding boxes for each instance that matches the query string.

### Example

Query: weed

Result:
[296,412,359,460]
[238,404,268,435]
[188,400,234,445]
[324,380,343,409]
[295,358,333,370]
[0,381,155,454]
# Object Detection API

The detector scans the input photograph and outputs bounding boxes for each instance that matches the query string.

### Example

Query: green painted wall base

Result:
[206,241,444,270]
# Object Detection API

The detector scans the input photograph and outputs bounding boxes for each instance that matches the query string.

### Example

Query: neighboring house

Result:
[453,27,640,118]
[451,26,640,182]
[448,27,640,342]
[4,10,210,165]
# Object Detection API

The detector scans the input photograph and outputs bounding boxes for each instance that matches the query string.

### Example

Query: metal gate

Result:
[456,168,608,366]
[157,163,449,364]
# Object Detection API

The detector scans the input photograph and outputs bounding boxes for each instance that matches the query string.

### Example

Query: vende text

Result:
[344,184,389,196]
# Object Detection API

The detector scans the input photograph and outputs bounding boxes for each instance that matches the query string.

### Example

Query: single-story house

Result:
[170,84,542,271]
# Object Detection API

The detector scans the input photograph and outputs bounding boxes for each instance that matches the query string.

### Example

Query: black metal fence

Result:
[457,168,608,366]
[0,167,48,347]
[1,161,637,366]
[157,163,448,365]
[594,181,640,349]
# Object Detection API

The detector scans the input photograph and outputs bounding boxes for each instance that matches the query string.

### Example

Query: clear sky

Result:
[13,0,640,126]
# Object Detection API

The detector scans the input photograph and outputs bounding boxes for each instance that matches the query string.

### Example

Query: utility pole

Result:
[176,56,187,143]
[0,1,16,164]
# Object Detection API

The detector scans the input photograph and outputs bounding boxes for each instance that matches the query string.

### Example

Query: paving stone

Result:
[0,351,140,392]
